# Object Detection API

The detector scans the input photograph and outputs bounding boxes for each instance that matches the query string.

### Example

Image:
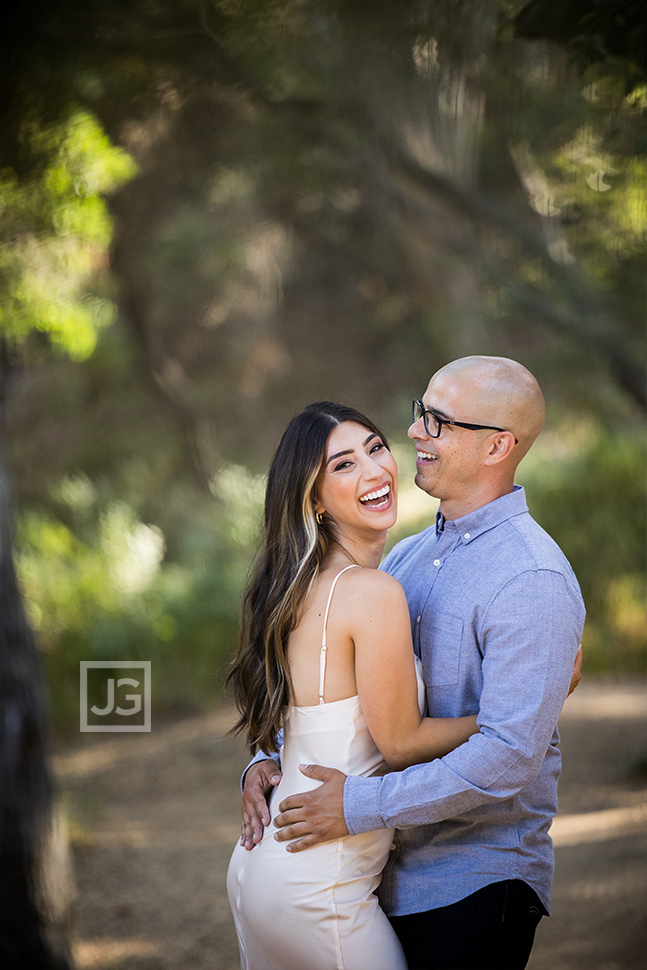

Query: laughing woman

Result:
[225,401,479,970]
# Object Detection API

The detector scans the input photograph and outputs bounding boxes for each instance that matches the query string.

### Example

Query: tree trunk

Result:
[0,461,75,970]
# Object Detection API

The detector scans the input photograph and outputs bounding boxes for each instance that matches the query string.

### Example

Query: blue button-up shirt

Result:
[344,485,585,916]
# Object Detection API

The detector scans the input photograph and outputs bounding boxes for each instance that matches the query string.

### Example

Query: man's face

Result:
[407,370,493,513]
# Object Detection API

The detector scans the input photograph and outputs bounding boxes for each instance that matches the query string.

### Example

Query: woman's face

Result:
[315,421,398,536]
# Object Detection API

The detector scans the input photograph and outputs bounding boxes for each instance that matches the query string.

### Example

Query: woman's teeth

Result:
[359,484,390,505]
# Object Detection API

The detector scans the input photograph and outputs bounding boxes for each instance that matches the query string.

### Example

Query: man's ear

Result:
[483,431,517,465]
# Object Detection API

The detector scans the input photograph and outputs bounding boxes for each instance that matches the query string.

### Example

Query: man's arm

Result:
[348,569,583,830]
[275,569,584,848]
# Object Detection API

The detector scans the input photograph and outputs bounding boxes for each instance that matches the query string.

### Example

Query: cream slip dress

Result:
[227,565,425,970]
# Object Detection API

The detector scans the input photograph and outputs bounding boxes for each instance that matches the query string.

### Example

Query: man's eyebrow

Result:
[325,433,378,466]
[422,402,450,420]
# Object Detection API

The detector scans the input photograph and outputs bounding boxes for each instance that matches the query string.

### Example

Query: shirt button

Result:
[416,615,421,624]
[390,843,397,851]
[464,533,470,540]
[433,559,441,567]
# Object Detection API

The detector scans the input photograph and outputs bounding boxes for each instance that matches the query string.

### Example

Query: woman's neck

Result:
[325,532,386,571]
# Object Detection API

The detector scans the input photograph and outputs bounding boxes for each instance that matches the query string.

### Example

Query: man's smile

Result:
[415,449,438,463]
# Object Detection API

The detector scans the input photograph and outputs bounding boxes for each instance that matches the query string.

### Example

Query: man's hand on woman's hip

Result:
[274,764,348,851]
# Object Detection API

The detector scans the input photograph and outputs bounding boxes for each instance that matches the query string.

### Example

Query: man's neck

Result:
[439,482,515,522]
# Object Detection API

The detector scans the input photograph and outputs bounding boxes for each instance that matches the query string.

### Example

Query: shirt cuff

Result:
[344,775,385,835]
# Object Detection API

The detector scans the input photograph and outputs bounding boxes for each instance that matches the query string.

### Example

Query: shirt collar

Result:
[442,485,528,543]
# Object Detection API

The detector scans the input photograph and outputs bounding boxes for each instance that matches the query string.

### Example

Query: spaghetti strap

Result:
[319,564,360,705]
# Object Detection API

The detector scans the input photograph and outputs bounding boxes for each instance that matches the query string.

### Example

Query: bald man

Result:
[247,357,585,969]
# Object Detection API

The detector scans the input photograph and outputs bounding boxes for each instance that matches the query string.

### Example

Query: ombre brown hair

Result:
[227,401,390,754]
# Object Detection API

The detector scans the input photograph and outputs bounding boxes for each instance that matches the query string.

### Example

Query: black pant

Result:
[389,879,546,970]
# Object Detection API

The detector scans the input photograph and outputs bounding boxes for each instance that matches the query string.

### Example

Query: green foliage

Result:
[522,423,647,672]
[0,110,136,359]
[16,464,265,732]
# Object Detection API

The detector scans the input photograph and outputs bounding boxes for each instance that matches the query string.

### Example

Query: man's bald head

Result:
[429,356,545,460]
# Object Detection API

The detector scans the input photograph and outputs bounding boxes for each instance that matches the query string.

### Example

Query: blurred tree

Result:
[514,0,646,81]
[2,0,645,453]
[0,0,644,719]
[0,467,74,969]
[0,111,136,359]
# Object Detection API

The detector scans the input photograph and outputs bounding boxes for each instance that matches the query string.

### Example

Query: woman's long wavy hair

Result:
[227,401,390,754]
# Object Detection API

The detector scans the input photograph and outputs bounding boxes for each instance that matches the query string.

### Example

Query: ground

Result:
[54,677,647,970]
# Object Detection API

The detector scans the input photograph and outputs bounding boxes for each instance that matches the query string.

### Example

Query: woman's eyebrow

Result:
[326,448,353,466]
[325,433,378,466]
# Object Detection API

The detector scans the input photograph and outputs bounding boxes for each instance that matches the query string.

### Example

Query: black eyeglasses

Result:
[412,400,518,444]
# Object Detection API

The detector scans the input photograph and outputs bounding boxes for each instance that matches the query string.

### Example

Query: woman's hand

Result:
[568,644,583,697]
[240,760,282,850]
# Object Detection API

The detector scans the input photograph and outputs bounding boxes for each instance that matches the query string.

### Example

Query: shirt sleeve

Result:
[344,568,584,833]
[240,733,283,793]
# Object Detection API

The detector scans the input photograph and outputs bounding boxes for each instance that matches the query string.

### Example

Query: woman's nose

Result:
[363,456,383,479]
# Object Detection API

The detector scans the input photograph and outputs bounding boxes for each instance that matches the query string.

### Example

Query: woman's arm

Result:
[348,570,478,771]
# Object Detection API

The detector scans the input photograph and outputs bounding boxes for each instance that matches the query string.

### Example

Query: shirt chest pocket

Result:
[418,609,464,687]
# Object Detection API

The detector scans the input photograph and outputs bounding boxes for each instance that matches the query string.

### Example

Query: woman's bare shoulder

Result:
[340,566,407,606]
[335,568,411,646]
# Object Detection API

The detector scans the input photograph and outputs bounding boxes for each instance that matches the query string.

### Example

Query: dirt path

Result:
[54,678,647,970]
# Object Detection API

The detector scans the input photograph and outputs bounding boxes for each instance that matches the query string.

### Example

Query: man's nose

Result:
[408,418,426,440]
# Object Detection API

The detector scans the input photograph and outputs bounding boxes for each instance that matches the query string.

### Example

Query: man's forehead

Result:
[423,370,493,417]
[424,368,484,398]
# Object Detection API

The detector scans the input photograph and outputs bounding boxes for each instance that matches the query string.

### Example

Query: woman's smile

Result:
[359,483,392,509]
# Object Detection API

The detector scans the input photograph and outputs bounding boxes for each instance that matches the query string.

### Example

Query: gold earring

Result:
[316,511,324,525]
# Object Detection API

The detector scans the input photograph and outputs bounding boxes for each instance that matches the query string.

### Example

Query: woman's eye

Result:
[334,460,353,471]
[370,441,385,454]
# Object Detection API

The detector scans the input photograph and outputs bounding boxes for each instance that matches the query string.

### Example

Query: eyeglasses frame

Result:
[412,400,518,445]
